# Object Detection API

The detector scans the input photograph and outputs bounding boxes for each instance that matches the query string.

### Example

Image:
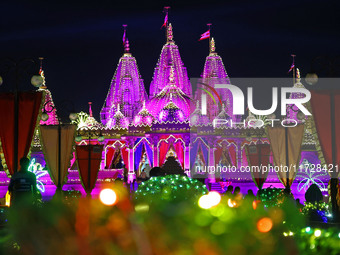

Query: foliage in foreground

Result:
[0,177,338,255]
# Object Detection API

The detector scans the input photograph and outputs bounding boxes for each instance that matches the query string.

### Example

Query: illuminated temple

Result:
[0,22,328,200]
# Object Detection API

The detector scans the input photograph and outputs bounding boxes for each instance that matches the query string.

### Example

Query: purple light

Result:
[101,43,147,126]
[149,24,191,98]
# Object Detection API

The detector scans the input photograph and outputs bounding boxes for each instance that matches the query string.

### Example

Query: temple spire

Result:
[88,102,93,117]
[100,34,147,125]
[169,65,175,83]
[38,57,47,89]
[210,37,216,54]
[122,25,130,53]
[296,68,301,83]
[38,57,59,125]
[124,38,130,53]
[167,23,174,42]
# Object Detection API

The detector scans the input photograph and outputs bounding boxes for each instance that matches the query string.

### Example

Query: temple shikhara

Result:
[0,14,328,201]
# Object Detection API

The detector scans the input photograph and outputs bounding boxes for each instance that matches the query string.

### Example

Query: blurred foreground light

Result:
[69,113,78,121]
[305,73,318,85]
[305,227,311,233]
[314,229,321,237]
[0,76,3,86]
[41,112,49,121]
[99,188,117,206]
[31,75,44,87]
[257,217,273,233]
[198,195,211,209]
[208,191,221,206]
[198,192,221,209]
[227,199,237,208]
[135,204,149,212]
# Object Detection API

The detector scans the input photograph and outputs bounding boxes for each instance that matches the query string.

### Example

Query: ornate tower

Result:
[100,32,147,126]
[195,38,234,121]
[287,68,308,123]
[38,58,59,125]
[149,23,191,98]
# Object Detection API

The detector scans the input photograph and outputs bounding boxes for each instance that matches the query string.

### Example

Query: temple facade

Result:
[0,22,324,201]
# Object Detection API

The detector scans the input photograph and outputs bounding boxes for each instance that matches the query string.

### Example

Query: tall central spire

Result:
[149,11,191,98]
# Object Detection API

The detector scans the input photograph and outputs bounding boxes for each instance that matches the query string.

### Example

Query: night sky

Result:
[1,0,339,120]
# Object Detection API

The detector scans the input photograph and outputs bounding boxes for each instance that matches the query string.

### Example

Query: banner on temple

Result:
[76,144,103,195]
[310,90,340,178]
[245,143,271,189]
[267,125,304,187]
[40,124,75,187]
[0,91,43,176]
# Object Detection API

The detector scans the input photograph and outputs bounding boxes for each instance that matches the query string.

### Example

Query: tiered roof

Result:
[100,37,147,126]
[149,24,191,98]
[38,62,59,125]
[194,38,234,121]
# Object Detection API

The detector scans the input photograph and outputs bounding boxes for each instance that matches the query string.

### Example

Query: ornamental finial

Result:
[169,66,175,83]
[88,102,93,117]
[38,57,46,89]
[296,68,301,82]
[167,23,174,42]
[124,38,130,53]
[210,37,216,53]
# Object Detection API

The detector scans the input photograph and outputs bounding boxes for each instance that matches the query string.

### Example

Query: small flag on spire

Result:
[161,12,168,29]
[287,62,295,73]
[288,54,296,73]
[199,30,210,41]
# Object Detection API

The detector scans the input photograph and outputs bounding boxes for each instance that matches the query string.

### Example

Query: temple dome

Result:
[147,66,191,120]
[133,102,155,126]
[147,84,191,120]
[158,100,186,123]
[106,105,129,129]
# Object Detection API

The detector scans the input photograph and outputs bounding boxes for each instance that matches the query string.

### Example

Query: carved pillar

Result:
[101,140,109,170]
[236,139,243,170]
[207,137,216,183]
[126,138,136,183]
[151,135,159,167]
[183,134,191,176]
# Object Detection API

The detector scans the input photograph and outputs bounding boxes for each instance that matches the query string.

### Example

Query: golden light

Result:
[198,195,211,209]
[227,199,237,208]
[135,204,149,212]
[257,217,273,233]
[198,192,222,209]
[5,191,10,207]
[208,191,221,207]
[99,188,117,206]
[252,200,261,210]
[314,229,321,237]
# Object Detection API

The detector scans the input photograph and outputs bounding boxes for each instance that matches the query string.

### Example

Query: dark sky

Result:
[1,0,339,120]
